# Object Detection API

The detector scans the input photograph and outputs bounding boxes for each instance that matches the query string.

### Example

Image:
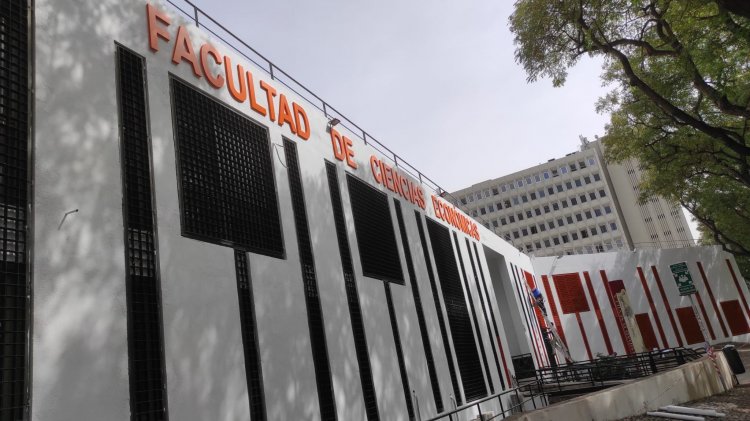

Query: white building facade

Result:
[451,140,694,257]
[1,1,747,420]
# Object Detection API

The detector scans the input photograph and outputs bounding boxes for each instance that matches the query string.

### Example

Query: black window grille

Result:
[467,240,505,390]
[284,139,337,420]
[346,175,403,284]
[383,282,414,420]
[425,219,487,402]
[170,77,284,258]
[453,234,492,395]
[234,250,267,420]
[325,162,379,420]
[0,1,29,419]
[415,212,461,406]
[116,45,168,421]
[394,203,442,412]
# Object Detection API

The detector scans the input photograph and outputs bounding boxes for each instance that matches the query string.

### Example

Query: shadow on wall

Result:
[33,1,156,420]
[31,1,469,420]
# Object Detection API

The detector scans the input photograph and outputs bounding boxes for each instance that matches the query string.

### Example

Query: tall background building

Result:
[451,139,694,256]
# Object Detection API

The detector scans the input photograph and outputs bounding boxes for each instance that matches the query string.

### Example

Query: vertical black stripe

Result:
[383,282,415,420]
[471,243,506,389]
[116,46,168,421]
[234,250,267,421]
[325,162,380,421]
[283,139,337,420]
[465,240,502,390]
[414,213,461,406]
[452,233,493,395]
[510,264,537,362]
[0,1,30,419]
[394,204,443,413]
[426,218,486,402]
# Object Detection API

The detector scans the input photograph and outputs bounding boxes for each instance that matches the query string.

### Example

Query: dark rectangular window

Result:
[415,211,461,406]
[426,219,487,402]
[347,174,404,284]
[326,163,380,420]
[116,46,168,421]
[170,77,284,257]
[283,139,336,420]
[466,239,503,391]
[234,251,267,421]
[394,203,442,412]
[0,0,30,418]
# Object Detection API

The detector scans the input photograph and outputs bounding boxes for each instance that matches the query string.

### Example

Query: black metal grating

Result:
[170,77,284,258]
[394,203,443,413]
[425,219,487,402]
[0,1,29,419]
[346,175,403,284]
[325,162,380,421]
[116,46,168,421]
[415,212,460,406]
[383,282,414,420]
[509,264,537,368]
[472,243,506,390]
[283,139,337,420]
[452,234,492,396]
[234,250,267,421]
[466,239,501,392]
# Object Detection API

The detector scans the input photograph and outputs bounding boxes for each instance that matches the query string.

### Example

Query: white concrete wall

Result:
[532,246,750,362]
[31,0,534,419]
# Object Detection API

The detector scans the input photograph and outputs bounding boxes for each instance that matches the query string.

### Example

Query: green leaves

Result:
[511,0,750,275]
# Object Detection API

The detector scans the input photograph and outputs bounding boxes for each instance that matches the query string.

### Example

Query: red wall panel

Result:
[675,307,705,345]
[635,313,659,351]
[721,300,750,335]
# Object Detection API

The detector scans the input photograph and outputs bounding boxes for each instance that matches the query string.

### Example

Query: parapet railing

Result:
[163,0,479,214]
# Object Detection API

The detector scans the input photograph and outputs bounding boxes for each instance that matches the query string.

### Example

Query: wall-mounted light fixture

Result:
[326,118,341,133]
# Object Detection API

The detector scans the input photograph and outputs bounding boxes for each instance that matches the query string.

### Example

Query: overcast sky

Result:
[188,0,610,189]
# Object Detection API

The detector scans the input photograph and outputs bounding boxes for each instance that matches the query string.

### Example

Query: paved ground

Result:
[619,344,750,421]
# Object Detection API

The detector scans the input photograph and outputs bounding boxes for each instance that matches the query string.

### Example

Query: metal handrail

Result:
[162,0,482,218]
[423,379,548,421]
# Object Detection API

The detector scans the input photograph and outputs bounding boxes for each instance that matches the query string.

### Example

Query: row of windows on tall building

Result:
[460,156,598,204]
[492,205,616,231]
[480,194,612,231]
[502,220,619,241]
[467,172,604,216]
[519,237,625,255]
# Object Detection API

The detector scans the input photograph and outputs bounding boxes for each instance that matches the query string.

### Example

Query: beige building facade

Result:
[451,140,694,257]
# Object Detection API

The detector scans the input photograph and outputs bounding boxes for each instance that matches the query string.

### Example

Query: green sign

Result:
[670,262,697,296]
